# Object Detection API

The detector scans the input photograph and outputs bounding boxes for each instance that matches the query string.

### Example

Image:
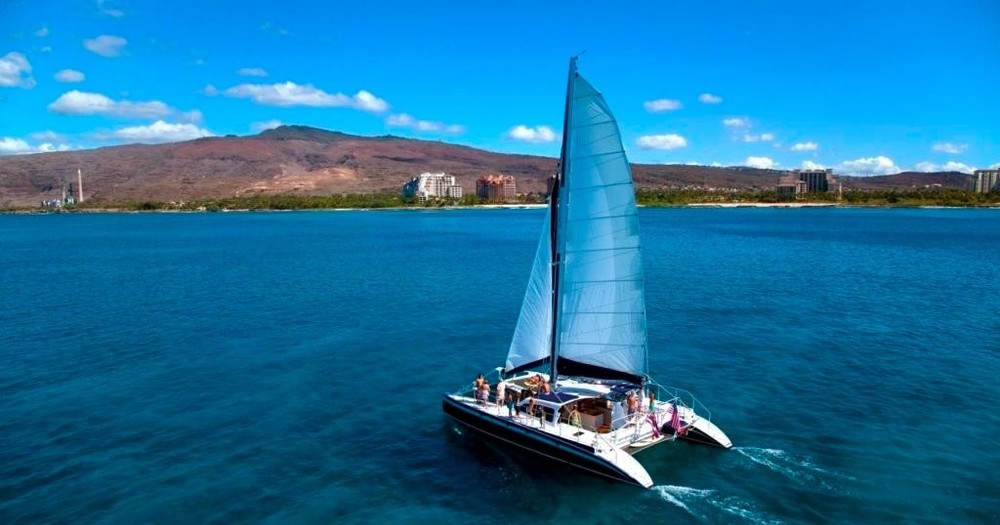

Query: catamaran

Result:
[442,58,731,489]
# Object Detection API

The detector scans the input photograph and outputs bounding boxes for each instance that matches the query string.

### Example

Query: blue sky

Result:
[1,0,998,175]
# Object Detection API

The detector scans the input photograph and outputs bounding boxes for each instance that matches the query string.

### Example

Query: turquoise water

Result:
[1,208,997,524]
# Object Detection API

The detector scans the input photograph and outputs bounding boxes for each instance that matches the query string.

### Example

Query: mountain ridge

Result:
[0,125,973,206]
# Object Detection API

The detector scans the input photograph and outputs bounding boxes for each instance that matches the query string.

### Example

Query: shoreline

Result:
[3,202,999,215]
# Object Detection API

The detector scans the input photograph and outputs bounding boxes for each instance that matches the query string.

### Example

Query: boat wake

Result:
[734,447,851,493]
[653,485,781,524]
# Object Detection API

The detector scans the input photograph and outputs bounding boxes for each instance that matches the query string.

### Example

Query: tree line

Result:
[5,187,996,212]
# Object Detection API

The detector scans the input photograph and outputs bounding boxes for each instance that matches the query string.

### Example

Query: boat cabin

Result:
[516,391,616,432]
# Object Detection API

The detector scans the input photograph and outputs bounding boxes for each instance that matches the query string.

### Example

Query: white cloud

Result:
[30,130,64,142]
[723,117,748,128]
[931,142,967,154]
[637,134,688,150]
[97,0,124,17]
[387,113,465,134]
[0,137,71,155]
[698,93,723,104]
[49,90,172,118]
[260,22,290,36]
[742,132,774,143]
[37,143,72,152]
[178,109,203,124]
[790,141,818,152]
[55,69,85,83]
[251,119,284,132]
[83,35,127,57]
[237,67,268,77]
[801,160,827,170]
[352,90,389,112]
[506,125,558,143]
[0,137,32,154]
[914,161,975,173]
[0,52,35,89]
[991,162,1000,169]
[35,26,49,37]
[110,120,213,143]
[838,156,900,176]
[202,84,219,96]
[223,82,389,112]
[643,99,683,112]
[744,156,777,169]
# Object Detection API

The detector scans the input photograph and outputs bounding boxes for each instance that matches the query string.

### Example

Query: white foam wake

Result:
[653,485,781,524]
[735,447,851,493]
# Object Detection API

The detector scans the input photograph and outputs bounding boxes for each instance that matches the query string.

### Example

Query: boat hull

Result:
[442,395,651,488]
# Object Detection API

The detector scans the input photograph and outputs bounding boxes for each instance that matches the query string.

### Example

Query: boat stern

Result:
[684,417,733,449]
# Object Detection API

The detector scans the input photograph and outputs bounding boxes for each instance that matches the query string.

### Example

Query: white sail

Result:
[555,73,647,378]
[505,204,553,372]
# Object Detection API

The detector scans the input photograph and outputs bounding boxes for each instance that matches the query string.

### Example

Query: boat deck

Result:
[453,392,686,454]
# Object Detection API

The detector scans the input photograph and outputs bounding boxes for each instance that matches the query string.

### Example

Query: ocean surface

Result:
[1,207,997,524]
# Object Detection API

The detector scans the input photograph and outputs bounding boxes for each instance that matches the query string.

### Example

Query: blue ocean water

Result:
[1,208,997,524]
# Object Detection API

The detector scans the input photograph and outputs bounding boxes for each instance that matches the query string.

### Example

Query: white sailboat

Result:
[442,58,731,488]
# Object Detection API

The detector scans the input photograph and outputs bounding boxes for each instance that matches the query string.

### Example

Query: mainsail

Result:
[505,59,648,384]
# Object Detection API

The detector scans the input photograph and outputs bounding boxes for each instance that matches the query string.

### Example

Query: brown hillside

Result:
[0,125,972,206]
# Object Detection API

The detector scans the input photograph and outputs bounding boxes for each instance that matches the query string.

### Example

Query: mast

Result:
[549,57,577,387]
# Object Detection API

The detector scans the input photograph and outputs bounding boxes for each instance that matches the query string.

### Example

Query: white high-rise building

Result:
[401,172,463,201]
[970,169,1000,194]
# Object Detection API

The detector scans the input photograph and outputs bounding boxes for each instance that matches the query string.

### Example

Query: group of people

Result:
[626,390,657,417]
[473,374,519,417]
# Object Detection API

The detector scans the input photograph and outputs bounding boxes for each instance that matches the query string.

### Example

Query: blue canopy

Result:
[538,392,579,404]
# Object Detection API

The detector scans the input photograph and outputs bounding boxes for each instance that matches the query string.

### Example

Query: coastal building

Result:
[776,169,841,199]
[475,174,517,202]
[969,169,1000,194]
[40,183,77,208]
[793,168,839,193]
[401,172,463,202]
[776,174,807,200]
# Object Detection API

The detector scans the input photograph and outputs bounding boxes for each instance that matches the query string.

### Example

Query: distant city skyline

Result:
[1,0,998,175]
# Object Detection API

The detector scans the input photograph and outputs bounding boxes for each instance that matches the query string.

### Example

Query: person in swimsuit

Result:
[496,381,506,409]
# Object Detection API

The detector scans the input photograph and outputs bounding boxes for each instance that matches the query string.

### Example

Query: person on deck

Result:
[540,379,552,395]
[627,392,639,416]
[477,381,490,406]
[569,406,582,429]
[531,374,544,392]
[505,389,516,417]
[496,381,506,409]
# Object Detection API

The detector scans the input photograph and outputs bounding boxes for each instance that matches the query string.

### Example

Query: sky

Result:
[1,0,998,175]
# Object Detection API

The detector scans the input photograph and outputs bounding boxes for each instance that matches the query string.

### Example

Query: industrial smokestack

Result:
[77,168,84,203]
